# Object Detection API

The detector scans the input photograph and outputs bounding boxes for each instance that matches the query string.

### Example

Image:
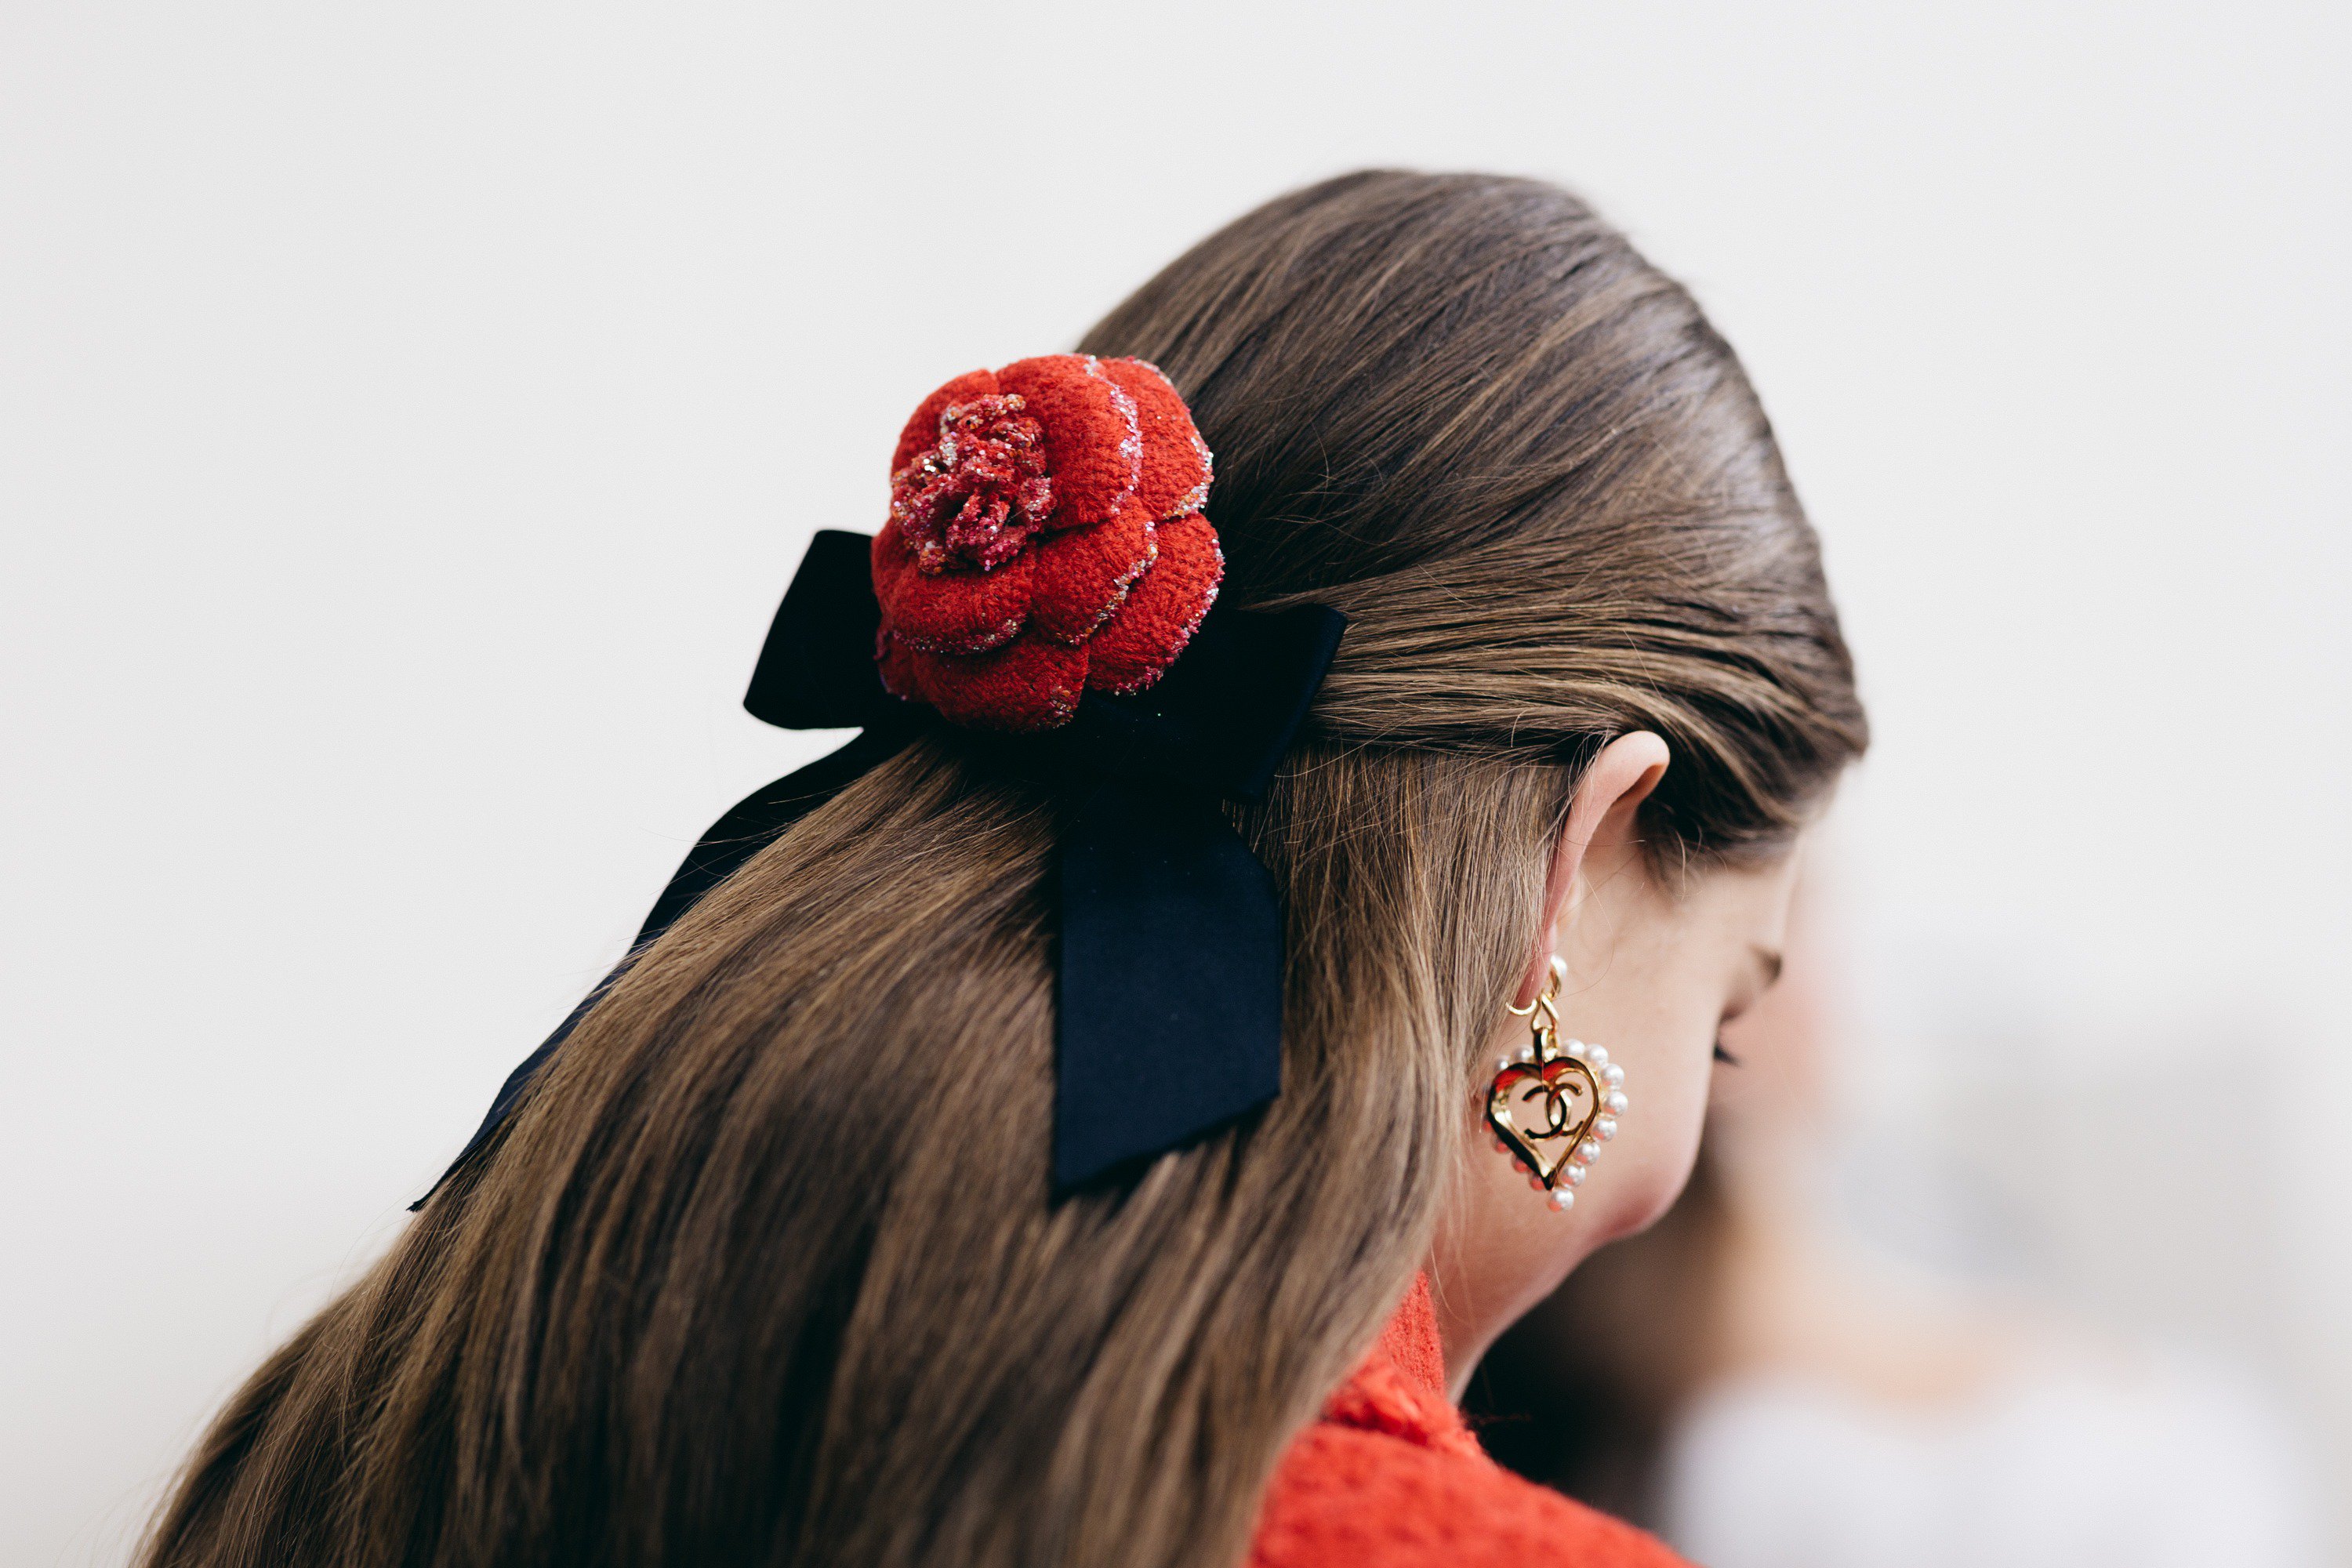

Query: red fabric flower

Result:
[873,354,1222,731]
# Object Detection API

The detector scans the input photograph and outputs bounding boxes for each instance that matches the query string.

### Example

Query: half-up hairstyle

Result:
[143,169,1866,1568]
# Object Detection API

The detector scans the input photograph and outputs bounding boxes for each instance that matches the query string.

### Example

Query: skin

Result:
[1426,732,1803,1399]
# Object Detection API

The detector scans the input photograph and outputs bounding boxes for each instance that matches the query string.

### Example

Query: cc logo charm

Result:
[1486,957,1628,1212]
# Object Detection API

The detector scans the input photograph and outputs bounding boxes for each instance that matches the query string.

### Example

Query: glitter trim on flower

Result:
[888,394,1056,574]
[872,354,1222,731]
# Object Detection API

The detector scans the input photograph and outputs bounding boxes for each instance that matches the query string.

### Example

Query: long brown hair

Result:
[143,170,1866,1568]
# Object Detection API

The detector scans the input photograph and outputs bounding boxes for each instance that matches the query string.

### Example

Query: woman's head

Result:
[145,170,1864,1568]
[1084,169,1862,1384]
[1426,734,1804,1393]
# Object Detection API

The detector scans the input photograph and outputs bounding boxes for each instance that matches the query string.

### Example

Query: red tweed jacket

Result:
[1248,1276,1692,1568]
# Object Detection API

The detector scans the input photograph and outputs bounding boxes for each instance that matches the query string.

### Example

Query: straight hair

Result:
[144,169,1866,1568]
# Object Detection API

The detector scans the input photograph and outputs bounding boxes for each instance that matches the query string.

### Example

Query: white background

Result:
[4,3,2347,1563]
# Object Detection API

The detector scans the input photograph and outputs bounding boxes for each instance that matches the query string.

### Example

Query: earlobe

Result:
[1514,731,1671,1007]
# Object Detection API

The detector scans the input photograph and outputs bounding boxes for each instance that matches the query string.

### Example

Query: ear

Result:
[1513,732,1671,1007]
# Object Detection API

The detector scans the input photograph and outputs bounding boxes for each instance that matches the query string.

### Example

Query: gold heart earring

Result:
[1486,954,1628,1213]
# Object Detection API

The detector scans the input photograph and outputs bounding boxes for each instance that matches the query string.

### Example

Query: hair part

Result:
[146,169,1864,1568]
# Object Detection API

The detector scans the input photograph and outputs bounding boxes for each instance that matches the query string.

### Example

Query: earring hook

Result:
[1504,953,1568,1016]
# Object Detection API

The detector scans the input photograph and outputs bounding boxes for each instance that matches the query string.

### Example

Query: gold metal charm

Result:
[1486,956,1628,1210]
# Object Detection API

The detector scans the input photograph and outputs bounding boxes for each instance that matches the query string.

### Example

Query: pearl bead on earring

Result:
[1485,960,1630,1215]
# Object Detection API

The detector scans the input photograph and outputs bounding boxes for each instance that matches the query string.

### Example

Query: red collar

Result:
[1255,1273,1697,1567]
[1317,1274,1486,1460]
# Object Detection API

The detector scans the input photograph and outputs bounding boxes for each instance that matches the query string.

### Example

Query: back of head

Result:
[144,170,1864,1568]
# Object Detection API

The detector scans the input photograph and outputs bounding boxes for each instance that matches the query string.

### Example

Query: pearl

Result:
[1496,1056,1512,1073]
[1594,1116,1617,1142]
[1572,1139,1599,1165]
[1585,1044,1609,1068]
[1601,1063,1624,1086]
[1549,1189,1575,1212]
[1527,1174,1545,1192]
[1515,1044,1535,1062]
[1604,1091,1629,1116]
[1563,1163,1587,1186]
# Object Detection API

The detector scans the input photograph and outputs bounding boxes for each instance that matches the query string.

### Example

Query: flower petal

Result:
[871,525,1032,655]
[891,631,1088,732]
[891,368,1000,475]
[1098,358,1211,519]
[1027,495,1156,644]
[1086,511,1223,695]
[875,630,925,706]
[995,355,1139,532]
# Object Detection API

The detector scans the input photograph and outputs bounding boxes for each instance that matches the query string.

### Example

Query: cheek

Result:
[1573,980,1719,1240]
[1608,1062,1709,1236]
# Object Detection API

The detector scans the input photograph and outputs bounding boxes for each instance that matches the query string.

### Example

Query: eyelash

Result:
[1712,1038,1741,1066]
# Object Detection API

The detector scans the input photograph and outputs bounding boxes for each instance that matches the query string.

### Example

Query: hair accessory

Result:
[873,355,1222,731]
[1487,956,1629,1211]
[415,362,1344,1210]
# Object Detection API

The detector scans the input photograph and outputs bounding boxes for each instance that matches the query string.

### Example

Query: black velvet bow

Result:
[416,531,1344,1204]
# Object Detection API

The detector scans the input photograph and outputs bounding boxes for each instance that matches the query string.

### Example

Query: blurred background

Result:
[3,2,2346,1563]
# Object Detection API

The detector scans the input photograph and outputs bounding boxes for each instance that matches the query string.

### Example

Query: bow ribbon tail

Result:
[1053,780,1283,1192]
[412,528,1341,1207]
[408,724,913,1210]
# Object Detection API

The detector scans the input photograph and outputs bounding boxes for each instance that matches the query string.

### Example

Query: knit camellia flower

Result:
[873,354,1222,731]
